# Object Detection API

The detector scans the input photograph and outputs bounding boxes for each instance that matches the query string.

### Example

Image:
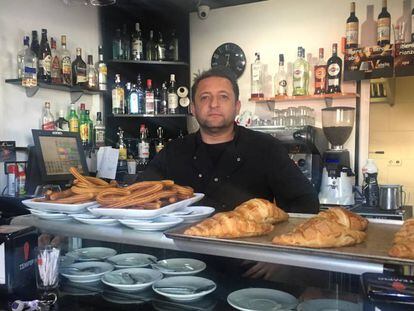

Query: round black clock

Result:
[211,43,246,78]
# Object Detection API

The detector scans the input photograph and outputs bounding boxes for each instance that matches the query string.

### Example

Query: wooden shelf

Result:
[107,59,189,66]
[110,113,188,118]
[249,93,359,103]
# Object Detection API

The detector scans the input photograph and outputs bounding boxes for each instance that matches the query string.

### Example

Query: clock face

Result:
[211,43,246,78]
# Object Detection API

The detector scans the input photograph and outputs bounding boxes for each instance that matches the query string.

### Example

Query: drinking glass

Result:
[35,245,60,293]
[393,22,406,44]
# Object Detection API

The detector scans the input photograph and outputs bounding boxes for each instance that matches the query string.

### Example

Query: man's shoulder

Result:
[237,125,282,145]
[165,132,197,150]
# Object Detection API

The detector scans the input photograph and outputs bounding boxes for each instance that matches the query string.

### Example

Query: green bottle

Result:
[68,103,79,133]
[86,109,93,147]
[79,103,88,146]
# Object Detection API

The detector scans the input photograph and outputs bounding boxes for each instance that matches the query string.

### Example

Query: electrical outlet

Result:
[388,159,402,166]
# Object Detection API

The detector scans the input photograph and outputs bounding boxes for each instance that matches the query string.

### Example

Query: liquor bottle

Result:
[155,126,165,153]
[160,82,168,114]
[131,22,143,60]
[72,48,87,86]
[112,74,125,114]
[128,84,139,114]
[30,30,40,59]
[42,102,55,130]
[96,46,107,91]
[86,110,94,147]
[112,28,123,59]
[39,29,51,83]
[412,8,414,42]
[377,0,391,46]
[117,127,127,161]
[50,38,61,84]
[302,47,310,94]
[79,103,89,146]
[136,75,145,114]
[314,48,327,95]
[137,124,150,167]
[55,109,69,131]
[292,47,307,96]
[87,55,98,90]
[362,159,380,207]
[167,29,179,61]
[22,37,38,88]
[145,79,155,114]
[17,36,30,79]
[146,30,157,61]
[121,24,130,60]
[124,82,131,114]
[156,32,166,61]
[167,74,178,114]
[275,54,287,96]
[346,2,359,49]
[60,35,72,86]
[94,112,106,148]
[251,52,264,98]
[326,43,342,94]
[154,87,161,114]
[68,103,79,133]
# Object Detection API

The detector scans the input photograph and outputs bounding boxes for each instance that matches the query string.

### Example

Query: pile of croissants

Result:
[389,219,414,259]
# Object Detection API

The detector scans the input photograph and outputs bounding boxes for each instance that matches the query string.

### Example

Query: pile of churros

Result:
[33,167,195,209]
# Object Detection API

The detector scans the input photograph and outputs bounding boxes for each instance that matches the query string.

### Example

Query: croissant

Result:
[272,217,366,248]
[318,207,368,231]
[388,242,414,259]
[234,198,288,224]
[184,211,274,238]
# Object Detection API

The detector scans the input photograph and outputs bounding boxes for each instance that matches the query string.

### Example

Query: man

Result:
[144,66,319,214]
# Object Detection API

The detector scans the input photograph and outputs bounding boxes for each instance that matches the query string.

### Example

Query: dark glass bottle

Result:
[377,0,391,46]
[146,30,157,61]
[30,30,40,59]
[136,75,145,114]
[121,24,130,60]
[346,2,359,49]
[160,82,168,114]
[39,29,51,83]
[72,48,87,86]
[167,29,179,61]
[411,8,414,42]
[326,43,342,94]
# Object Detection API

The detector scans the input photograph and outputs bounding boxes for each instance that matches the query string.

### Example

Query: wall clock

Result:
[211,42,246,78]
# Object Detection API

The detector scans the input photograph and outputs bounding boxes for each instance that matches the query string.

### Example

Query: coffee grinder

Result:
[319,107,355,206]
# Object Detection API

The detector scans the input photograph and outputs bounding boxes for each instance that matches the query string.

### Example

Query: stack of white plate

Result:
[168,206,215,223]
[102,268,163,292]
[118,216,183,231]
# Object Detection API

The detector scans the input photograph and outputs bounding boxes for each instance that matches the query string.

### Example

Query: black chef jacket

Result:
[142,125,319,214]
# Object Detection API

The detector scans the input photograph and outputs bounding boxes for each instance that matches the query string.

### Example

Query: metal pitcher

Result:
[379,185,405,210]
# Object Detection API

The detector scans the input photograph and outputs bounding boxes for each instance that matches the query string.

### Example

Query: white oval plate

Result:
[168,206,215,223]
[73,215,118,226]
[297,299,362,311]
[227,288,298,311]
[88,193,204,219]
[107,253,157,269]
[60,261,114,283]
[151,258,206,276]
[29,210,71,221]
[118,216,183,231]
[22,198,98,213]
[102,268,163,292]
[66,247,117,261]
[152,276,216,302]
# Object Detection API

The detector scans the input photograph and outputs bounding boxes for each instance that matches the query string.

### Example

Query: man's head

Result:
[191,67,241,136]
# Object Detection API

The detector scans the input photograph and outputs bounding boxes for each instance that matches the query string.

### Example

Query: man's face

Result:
[191,76,241,133]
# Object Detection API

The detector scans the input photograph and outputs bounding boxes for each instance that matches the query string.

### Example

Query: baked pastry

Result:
[388,242,414,259]
[272,217,366,248]
[234,198,289,224]
[318,207,368,231]
[184,211,274,238]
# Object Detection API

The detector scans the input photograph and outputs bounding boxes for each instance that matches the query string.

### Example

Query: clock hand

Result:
[225,54,230,66]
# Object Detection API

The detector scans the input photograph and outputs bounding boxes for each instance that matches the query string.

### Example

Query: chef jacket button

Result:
[236,157,241,162]
[222,204,226,208]
[198,173,203,178]
[226,175,230,179]
[193,156,197,160]
[213,177,219,182]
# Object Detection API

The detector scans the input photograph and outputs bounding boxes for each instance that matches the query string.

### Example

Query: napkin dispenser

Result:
[0,225,37,294]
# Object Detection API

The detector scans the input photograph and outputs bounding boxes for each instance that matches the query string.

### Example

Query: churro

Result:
[51,193,94,204]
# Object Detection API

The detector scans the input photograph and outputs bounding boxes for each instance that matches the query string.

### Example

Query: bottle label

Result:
[51,56,60,79]
[277,80,287,95]
[95,129,105,146]
[293,68,303,79]
[145,93,155,113]
[69,119,79,132]
[62,56,71,74]
[80,124,89,142]
[112,89,123,109]
[328,63,340,77]
[346,22,359,45]
[252,64,261,81]
[119,147,127,160]
[23,66,37,87]
[377,18,391,42]
[42,121,55,131]
[138,142,150,159]
[132,40,143,57]
[43,55,51,74]
[76,67,87,83]
[293,68,304,89]
[168,93,178,109]
[98,65,107,89]
[314,65,327,90]
[328,78,339,87]
[155,142,164,153]
[129,93,139,113]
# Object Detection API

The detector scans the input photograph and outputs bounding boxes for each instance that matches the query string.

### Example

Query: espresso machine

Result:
[319,107,355,206]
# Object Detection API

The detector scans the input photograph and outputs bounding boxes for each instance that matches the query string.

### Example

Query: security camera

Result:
[198,5,210,20]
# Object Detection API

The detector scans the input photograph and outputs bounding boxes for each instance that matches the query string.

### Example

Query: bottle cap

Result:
[8,164,17,174]
[80,103,85,110]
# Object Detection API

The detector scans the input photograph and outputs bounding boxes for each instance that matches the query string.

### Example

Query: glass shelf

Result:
[249,93,359,103]
[110,113,189,118]
[107,59,189,66]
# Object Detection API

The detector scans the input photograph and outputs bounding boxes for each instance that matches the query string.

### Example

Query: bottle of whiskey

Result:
[112,74,125,114]
[167,74,178,114]
[79,103,89,146]
[72,48,87,86]
[346,2,359,49]
[94,112,106,148]
[68,103,79,133]
[55,109,69,131]
[314,48,327,95]
[275,54,287,96]
[30,30,40,59]
[145,79,155,114]
[39,29,51,83]
[112,28,123,60]
[131,22,143,61]
[326,43,342,94]
[121,24,130,60]
[50,38,61,84]
[87,55,98,90]
[156,32,166,61]
[117,127,127,161]
[60,35,72,86]
[86,110,93,147]
[96,45,107,91]
[146,30,157,61]
[42,102,55,130]
[251,52,264,98]
[292,47,307,96]
[377,0,391,46]
[137,124,150,167]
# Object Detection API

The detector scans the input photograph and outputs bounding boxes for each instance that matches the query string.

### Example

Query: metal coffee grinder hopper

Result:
[319,107,355,206]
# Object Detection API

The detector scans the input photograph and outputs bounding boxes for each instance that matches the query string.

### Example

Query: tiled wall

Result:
[369,77,414,205]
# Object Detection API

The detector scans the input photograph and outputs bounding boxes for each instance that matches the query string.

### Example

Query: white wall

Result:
[0,0,101,189]
[189,0,413,183]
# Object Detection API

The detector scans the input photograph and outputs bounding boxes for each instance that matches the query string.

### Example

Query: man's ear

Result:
[235,100,241,115]
[190,102,195,115]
